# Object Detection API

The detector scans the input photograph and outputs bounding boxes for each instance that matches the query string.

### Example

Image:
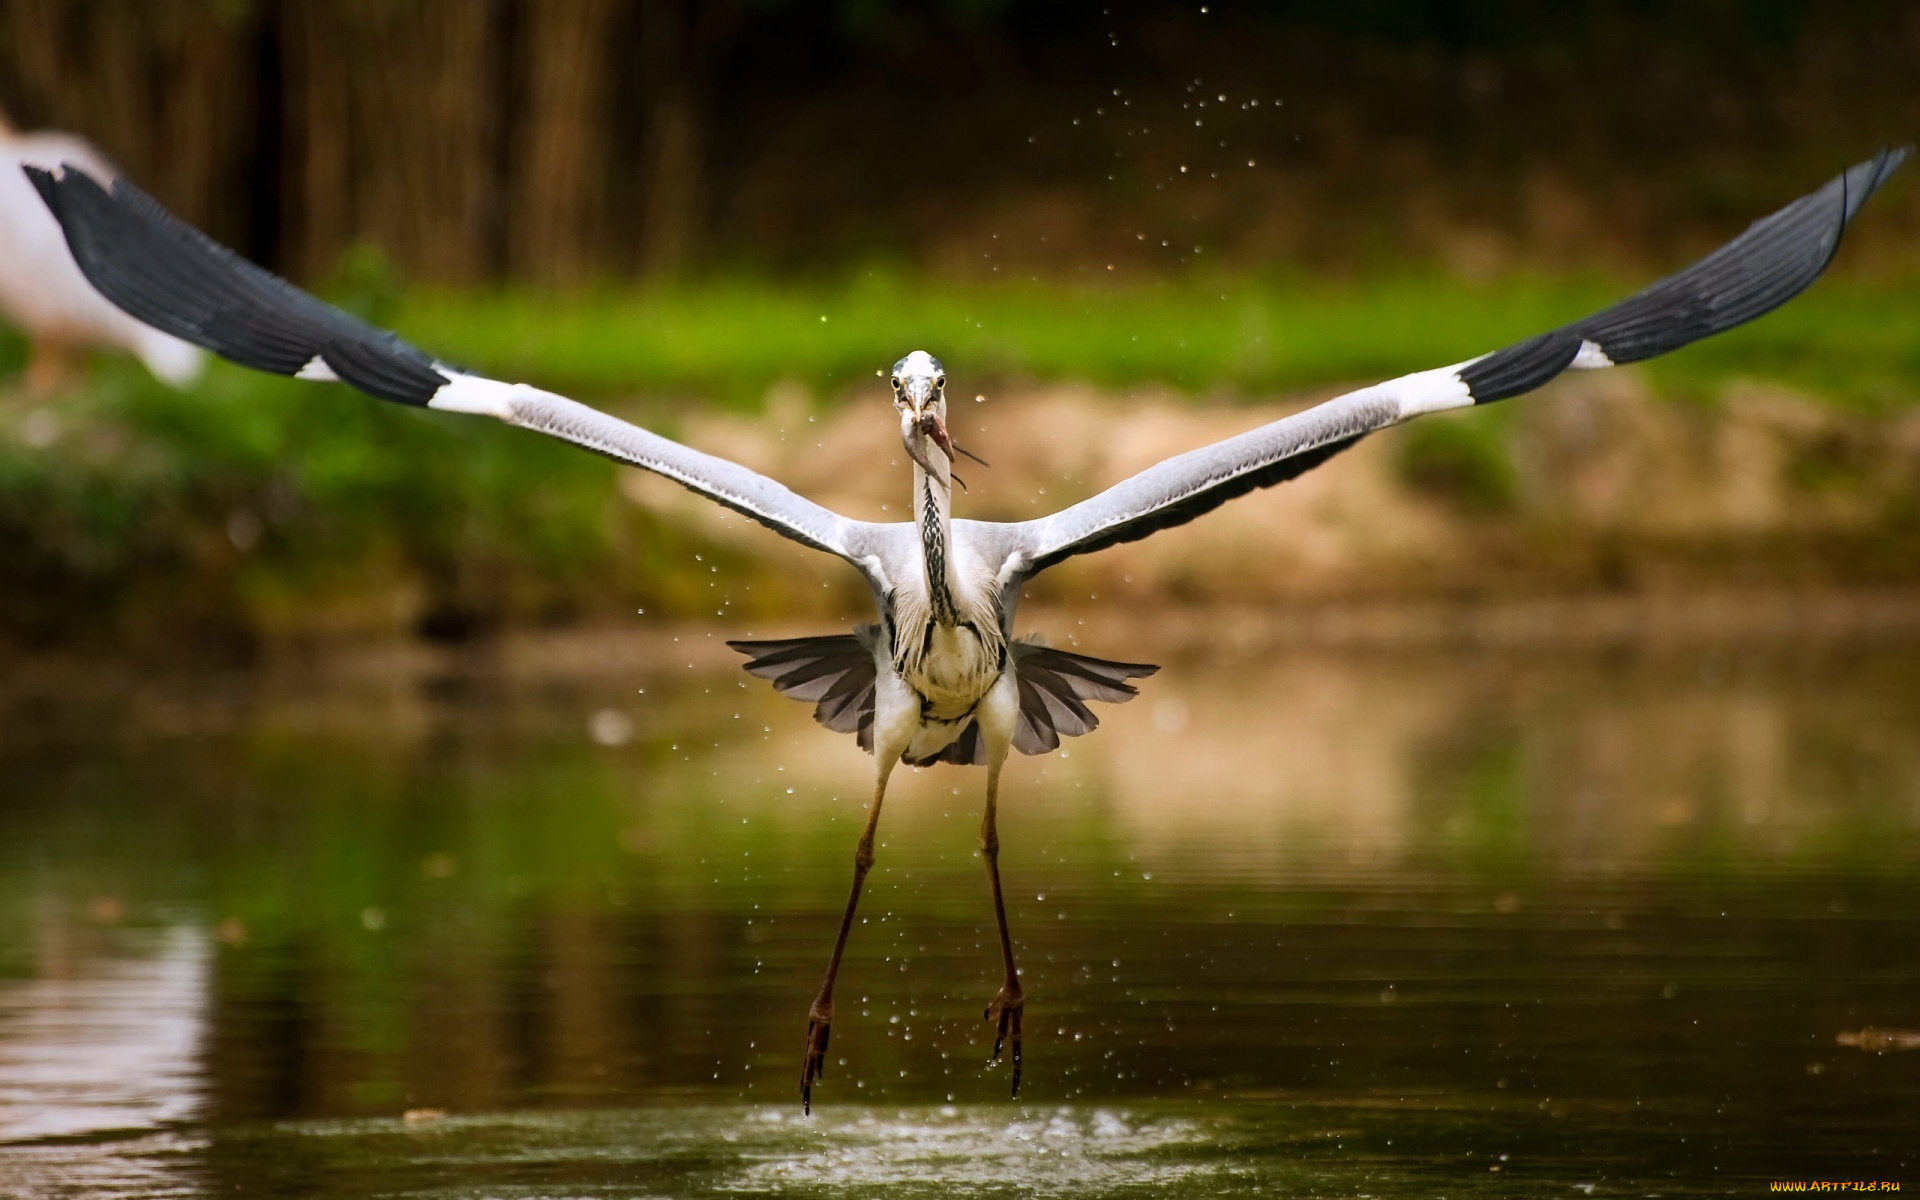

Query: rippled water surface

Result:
[2,634,1917,1196]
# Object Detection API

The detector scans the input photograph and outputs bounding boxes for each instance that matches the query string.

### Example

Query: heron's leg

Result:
[801,754,897,1112]
[980,756,1025,1096]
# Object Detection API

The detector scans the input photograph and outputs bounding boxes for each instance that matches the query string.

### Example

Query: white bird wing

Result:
[26,164,879,571]
[993,148,1909,585]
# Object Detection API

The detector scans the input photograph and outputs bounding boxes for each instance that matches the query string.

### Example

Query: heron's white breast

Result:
[889,557,1005,722]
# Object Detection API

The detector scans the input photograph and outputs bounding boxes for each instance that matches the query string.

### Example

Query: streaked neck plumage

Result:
[914,449,959,627]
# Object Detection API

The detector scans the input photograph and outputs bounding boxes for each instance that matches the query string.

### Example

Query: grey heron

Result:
[0,112,201,394]
[24,146,1908,1111]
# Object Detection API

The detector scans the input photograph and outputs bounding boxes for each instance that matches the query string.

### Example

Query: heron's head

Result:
[890,349,953,480]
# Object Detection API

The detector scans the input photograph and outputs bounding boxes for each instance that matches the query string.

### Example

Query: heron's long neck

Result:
[914,456,959,627]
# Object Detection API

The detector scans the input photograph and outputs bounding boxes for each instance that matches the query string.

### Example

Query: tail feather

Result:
[1011,673,1060,756]
[815,664,876,736]
[731,629,1157,767]
[1008,642,1157,756]
[728,626,880,746]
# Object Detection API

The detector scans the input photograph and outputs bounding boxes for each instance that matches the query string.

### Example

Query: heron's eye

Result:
[934,374,945,389]
[890,377,902,391]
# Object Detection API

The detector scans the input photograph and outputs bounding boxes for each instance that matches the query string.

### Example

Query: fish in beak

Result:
[897,372,963,486]
[899,406,940,477]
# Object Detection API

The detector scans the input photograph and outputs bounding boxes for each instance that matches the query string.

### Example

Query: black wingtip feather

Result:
[23,162,61,213]
[1845,145,1911,223]
[1457,330,1582,405]
[1458,148,1907,406]
[27,162,448,406]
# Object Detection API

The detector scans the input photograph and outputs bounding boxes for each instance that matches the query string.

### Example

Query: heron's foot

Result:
[984,983,1024,1097]
[800,999,833,1113]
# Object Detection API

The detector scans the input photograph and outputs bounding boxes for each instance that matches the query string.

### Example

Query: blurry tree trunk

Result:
[511,0,620,286]
[279,2,351,282]
[0,0,255,240]
[278,0,503,284]
[352,0,499,284]
[635,0,738,279]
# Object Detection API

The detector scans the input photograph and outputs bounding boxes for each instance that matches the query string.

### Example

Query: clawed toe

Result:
[800,1002,833,1113]
[984,985,1024,1096]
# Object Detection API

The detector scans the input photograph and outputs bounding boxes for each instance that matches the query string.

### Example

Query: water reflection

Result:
[0,633,1916,1195]
[0,926,206,1142]
[0,926,208,1198]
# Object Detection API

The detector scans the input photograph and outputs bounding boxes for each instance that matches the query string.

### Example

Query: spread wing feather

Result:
[731,633,1157,765]
[730,628,881,743]
[24,163,877,569]
[997,148,1909,583]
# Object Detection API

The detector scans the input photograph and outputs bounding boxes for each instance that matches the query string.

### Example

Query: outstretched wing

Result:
[24,164,876,569]
[998,148,1909,583]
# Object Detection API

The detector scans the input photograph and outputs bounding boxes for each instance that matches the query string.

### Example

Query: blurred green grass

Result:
[394,271,1920,410]
[2,270,1917,649]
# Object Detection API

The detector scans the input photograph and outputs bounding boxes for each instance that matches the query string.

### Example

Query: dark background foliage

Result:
[3,0,1917,286]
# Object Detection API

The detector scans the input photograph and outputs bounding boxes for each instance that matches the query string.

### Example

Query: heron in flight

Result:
[0,111,201,394]
[25,147,1908,1110]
